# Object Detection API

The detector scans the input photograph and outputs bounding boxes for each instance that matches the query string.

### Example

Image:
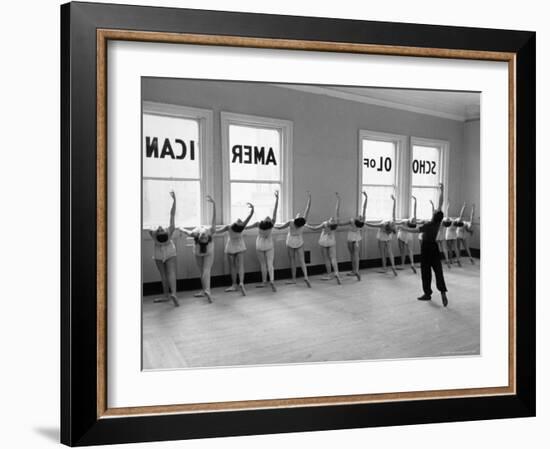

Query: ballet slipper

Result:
[239,284,247,296]
[204,291,213,303]
[355,272,361,281]
[193,291,205,297]
[153,297,169,303]
[304,278,312,288]
[270,281,277,292]
[225,285,238,292]
[170,294,180,307]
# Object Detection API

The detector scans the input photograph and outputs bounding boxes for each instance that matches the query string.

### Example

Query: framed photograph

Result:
[60,1,536,446]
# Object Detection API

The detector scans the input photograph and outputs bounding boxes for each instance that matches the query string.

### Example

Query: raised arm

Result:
[458,202,466,221]
[272,190,279,222]
[168,190,176,234]
[391,194,396,223]
[412,195,417,221]
[242,203,255,227]
[334,192,340,222]
[303,191,312,220]
[429,199,435,216]
[469,203,476,223]
[206,195,216,234]
[437,182,444,212]
[361,191,368,220]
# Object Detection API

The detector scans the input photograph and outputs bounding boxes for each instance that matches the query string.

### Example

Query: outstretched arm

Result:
[274,221,291,230]
[391,194,396,223]
[305,222,324,231]
[361,191,368,220]
[398,224,421,233]
[365,221,383,229]
[242,203,255,227]
[214,224,230,234]
[207,195,216,234]
[245,222,259,230]
[272,190,279,222]
[303,191,311,220]
[168,191,176,234]
[437,182,444,212]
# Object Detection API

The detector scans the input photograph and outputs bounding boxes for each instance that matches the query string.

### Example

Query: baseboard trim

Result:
[143,248,480,296]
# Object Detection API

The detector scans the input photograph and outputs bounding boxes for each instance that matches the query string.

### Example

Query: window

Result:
[410,138,449,219]
[142,102,213,228]
[359,130,406,220]
[221,112,292,224]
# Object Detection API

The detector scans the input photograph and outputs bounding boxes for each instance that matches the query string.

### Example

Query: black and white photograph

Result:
[141,78,481,370]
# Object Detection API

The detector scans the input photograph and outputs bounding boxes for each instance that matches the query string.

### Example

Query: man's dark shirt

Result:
[419,220,441,244]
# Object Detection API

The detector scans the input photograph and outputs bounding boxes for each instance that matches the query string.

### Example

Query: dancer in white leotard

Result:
[147,190,179,307]
[246,191,279,292]
[180,196,216,303]
[216,202,254,296]
[457,203,476,264]
[396,195,419,274]
[366,194,398,276]
[443,201,462,267]
[306,192,342,284]
[275,191,312,287]
[341,191,368,281]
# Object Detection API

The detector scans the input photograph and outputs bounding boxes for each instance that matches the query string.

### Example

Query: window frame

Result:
[409,136,450,216]
[358,129,408,220]
[220,111,293,224]
[142,101,214,227]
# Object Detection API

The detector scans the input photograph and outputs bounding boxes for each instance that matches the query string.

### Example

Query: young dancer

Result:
[396,195,418,274]
[456,203,476,264]
[306,192,342,284]
[343,191,368,281]
[399,183,448,306]
[180,195,216,303]
[217,202,255,296]
[366,194,398,276]
[246,190,279,292]
[275,192,312,288]
[444,201,462,267]
[430,198,451,268]
[148,190,179,307]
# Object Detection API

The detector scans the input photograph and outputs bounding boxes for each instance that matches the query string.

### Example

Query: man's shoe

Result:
[441,292,448,307]
[417,295,431,301]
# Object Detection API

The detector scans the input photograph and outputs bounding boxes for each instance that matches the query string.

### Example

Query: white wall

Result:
[142,78,472,282]
[461,119,481,249]
[2,1,547,449]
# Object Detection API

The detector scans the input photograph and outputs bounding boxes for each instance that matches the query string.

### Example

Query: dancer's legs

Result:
[297,247,311,287]
[286,247,297,284]
[201,254,214,302]
[265,248,275,283]
[153,259,169,302]
[386,242,398,276]
[321,246,332,279]
[165,257,179,306]
[236,252,246,295]
[194,255,205,297]
[378,240,387,273]
[328,246,341,284]
[225,254,238,291]
[256,249,268,285]
[397,239,406,269]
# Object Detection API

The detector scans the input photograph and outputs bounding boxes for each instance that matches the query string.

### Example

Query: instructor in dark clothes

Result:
[399,183,448,307]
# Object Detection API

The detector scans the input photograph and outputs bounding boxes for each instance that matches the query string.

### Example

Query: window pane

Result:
[143,113,200,179]
[412,187,439,220]
[230,183,280,223]
[411,145,440,187]
[362,139,396,186]
[143,179,201,228]
[363,185,395,220]
[229,124,281,181]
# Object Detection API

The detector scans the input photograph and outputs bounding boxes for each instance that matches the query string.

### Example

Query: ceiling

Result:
[277,84,481,122]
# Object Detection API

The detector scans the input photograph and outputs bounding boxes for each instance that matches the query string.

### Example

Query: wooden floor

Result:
[142,261,480,370]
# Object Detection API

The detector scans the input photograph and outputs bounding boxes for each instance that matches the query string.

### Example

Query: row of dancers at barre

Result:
[148,189,476,306]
